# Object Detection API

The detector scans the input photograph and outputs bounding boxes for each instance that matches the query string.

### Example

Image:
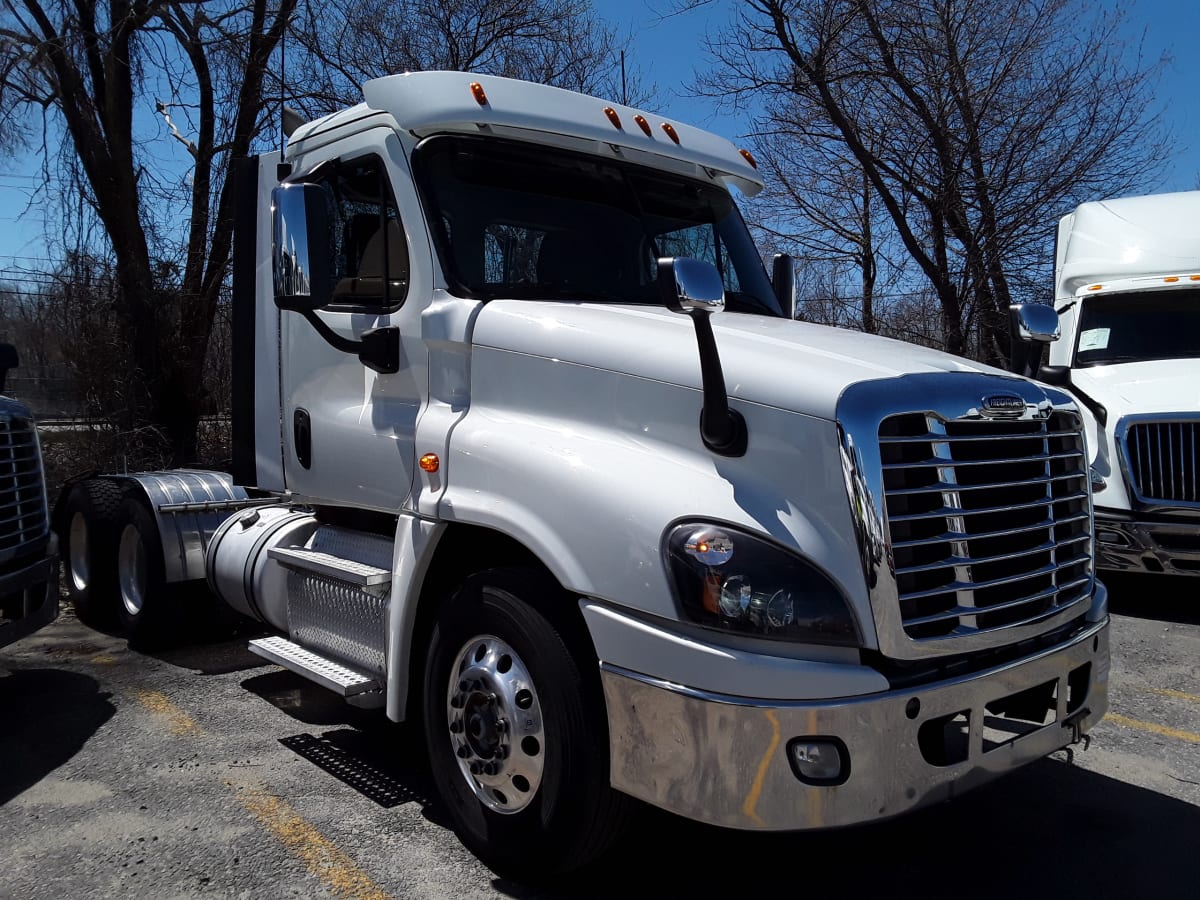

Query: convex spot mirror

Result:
[1012,303,1060,343]
[272,182,333,312]
[657,256,725,314]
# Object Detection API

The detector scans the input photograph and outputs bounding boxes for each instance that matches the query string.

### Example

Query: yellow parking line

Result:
[1105,712,1200,745]
[134,689,204,736]
[1149,687,1200,705]
[235,782,390,900]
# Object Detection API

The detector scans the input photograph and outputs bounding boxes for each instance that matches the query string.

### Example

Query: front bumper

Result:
[0,534,61,649]
[1093,509,1200,576]
[602,615,1109,831]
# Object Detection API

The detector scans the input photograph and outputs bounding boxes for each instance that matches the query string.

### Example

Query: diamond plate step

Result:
[268,546,391,587]
[249,635,382,702]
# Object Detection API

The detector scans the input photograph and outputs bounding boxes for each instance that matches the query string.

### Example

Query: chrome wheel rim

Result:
[68,511,90,592]
[446,634,545,814]
[118,524,146,617]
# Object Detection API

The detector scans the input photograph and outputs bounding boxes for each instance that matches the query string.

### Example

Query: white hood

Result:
[1071,359,1200,418]
[472,301,1012,420]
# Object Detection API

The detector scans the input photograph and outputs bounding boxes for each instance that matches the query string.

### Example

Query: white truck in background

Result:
[0,343,59,649]
[1013,190,1200,579]
[58,72,1109,879]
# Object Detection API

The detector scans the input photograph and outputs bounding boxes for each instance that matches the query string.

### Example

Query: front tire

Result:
[423,567,629,879]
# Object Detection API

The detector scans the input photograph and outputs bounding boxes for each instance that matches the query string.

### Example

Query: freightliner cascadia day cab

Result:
[0,343,59,649]
[58,72,1110,877]
[1012,190,1200,578]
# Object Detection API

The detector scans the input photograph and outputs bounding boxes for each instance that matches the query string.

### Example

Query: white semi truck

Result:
[1012,189,1200,579]
[60,72,1109,877]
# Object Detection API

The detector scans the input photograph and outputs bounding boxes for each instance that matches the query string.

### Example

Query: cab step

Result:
[267,546,391,587]
[248,635,383,707]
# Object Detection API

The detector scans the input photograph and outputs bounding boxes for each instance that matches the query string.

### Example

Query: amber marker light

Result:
[1164,276,1180,282]
[633,114,652,136]
[419,453,440,473]
[1190,275,1200,281]
[603,107,622,129]
[1088,284,1103,291]
[738,148,758,169]
[469,81,488,106]
[661,122,680,144]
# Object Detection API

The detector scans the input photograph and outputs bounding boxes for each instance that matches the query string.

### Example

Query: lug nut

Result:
[459,679,471,692]
[449,719,463,734]
[484,762,500,776]
[469,762,483,775]
[450,694,464,708]
[457,746,471,758]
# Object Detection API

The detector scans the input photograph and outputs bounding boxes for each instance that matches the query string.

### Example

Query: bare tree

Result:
[289,0,647,117]
[706,0,1168,362]
[0,0,294,464]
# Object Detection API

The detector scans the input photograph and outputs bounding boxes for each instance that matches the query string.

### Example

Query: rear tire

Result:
[423,567,630,880]
[60,479,124,627]
[114,497,172,649]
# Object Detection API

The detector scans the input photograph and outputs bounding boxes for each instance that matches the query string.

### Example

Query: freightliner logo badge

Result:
[980,393,1027,417]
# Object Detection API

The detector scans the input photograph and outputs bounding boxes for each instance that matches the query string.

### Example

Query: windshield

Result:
[1074,288,1200,366]
[412,135,782,316]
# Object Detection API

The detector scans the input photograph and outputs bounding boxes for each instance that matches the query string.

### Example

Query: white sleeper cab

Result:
[1012,189,1200,578]
[57,72,1109,879]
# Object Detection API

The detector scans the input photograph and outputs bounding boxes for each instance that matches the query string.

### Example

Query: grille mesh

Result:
[880,411,1092,641]
[1124,420,1199,505]
[0,415,47,557]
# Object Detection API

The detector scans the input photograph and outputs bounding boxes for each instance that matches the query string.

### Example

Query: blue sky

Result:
[2,0,1197,271]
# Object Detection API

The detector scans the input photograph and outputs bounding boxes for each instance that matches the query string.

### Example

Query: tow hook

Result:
[1060,707,1092,763]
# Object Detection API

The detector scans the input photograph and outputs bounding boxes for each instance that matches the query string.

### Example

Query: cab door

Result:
[277,129,428,512]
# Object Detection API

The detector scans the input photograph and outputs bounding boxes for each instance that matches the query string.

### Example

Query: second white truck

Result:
[1013,189,1200,579]
[60,71,1109,878]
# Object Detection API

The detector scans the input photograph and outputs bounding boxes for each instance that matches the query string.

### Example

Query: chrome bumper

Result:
[602,616,1109,831]
[1094,510,1200,576]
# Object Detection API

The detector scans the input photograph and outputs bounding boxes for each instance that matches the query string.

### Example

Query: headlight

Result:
[664,522,861,646]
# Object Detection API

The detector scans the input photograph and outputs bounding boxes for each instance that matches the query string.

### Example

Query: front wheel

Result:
[423,567,629,880]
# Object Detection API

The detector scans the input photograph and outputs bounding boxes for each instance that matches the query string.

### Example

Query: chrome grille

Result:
[1122,418,1200,506]
[879,411,1092,642]
[0,413,48,559]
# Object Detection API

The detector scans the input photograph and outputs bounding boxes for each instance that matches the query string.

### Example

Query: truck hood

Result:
[1071,360,1200,417]
[472,301,1007,420]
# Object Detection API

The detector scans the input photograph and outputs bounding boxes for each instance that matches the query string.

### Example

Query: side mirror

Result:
[272,182,333,312]
[772,253,796,319]
[0,343,17,394]
[657,256,724,314]
[1008,303,1060,378]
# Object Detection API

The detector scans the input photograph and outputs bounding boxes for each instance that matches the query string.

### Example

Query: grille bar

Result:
[897,553,1090,603]
[887,490,1088,524]
[887,471,1084,497]
[889,512,1090,549]
[883,449,1083,470]
[0,415,48,554]
[880,429,1082,445]
[1124,419,1199,505]
[902,576,1092,628]
[894,532,1091,576]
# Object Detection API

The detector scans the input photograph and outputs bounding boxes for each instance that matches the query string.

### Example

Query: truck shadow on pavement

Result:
[1103,572,1200,626]
[503,757,1200,900]
[0,668,116,807]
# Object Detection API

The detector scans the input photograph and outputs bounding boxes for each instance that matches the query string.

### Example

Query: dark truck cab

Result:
[0,343,59,648]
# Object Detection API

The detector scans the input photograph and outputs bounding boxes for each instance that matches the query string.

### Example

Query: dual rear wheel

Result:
[60,480,169,646]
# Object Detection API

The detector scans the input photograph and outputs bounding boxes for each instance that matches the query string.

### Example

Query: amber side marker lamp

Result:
[469,82,488,106]
[661,122,680,144]
[633,114,652,136]
[603,107,622,129]
[738,148,758,169]
[419,453,440,473]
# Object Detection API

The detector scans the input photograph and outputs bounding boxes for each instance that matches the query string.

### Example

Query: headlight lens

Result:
[665,523,861,646]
